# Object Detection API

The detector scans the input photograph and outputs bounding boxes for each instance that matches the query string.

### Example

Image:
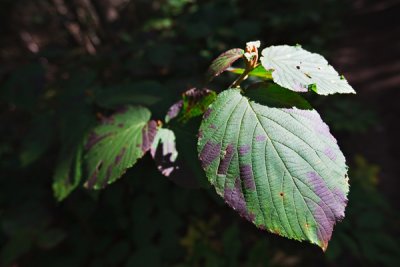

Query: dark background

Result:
[1,0,399,266]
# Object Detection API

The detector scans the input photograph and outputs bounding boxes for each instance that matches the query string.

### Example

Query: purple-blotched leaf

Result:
[206,48,244,82]
[198,89,349,250]
[84,106,157,189]
[165,88,217,123]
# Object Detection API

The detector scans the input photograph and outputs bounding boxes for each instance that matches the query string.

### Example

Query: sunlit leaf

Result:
[150,128,178,177]
[206,48,244,82]
[83,106,157,189]
[198,89,349,250]
[261,45,356,95]
[228,65,273,80]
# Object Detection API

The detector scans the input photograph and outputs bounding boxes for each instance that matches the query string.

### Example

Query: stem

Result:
[230,67,251,88]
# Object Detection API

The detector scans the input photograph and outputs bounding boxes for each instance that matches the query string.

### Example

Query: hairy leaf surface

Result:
[206,48,244,82]
[261,45,355,95]
[198,89,349,250]
[84,106,157,189]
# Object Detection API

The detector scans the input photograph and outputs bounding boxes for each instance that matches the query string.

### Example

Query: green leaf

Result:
[260,45,356,95]
[244,82,312,109]
[197,89,349,250]
[206,48,244,82]
[83,106,157,189]
[228,65,273,80]
[150,128,178,177]
[165,88,217,123]
[53,107,95,201]
[53,144,83,201]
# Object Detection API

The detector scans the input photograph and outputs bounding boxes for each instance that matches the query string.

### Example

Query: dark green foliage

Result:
[0,0,398,266]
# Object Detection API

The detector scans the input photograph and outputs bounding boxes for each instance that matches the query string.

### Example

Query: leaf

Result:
[206,48,244,82]
[83,106,157,189]
[260,45,356,95]
[244,82,312,109]
[150,128,178,177]
[197,89,349,250]
[53,107,95,201]
[165,88,217,123]
[228,65,273,80]
[53,143,83,201]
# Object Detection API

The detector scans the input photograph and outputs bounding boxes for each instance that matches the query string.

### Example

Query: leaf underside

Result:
[261,45,355,95]
[150,128,179,177]
[84,106,157,189]
[198,89,349,250]
[206,48,244,82]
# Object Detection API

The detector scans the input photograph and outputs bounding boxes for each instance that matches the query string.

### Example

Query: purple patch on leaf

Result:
[284,109,336,142]
[332,188,348,206]
[239,144,251,155]
[224,178,255,222]
[85,132,113,150]
[166,100,183,122]
[141,120,158,152]
[209,124,217,129]
[240,164,255,190]
[307,172,346,246]
[199,141,221,168]
[203,108,212,119]
[324,147,336,161]
[217,144,234,175]
[115,147,126,165]
[255,135,266,142]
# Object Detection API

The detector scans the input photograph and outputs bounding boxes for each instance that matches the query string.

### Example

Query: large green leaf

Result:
[260,45,355,95]
[84,106,157,189]
[197,88,349,250]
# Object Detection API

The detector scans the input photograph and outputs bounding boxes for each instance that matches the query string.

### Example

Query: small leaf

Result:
[228,65,273,80]
[150,128,178,177]
[84,106,157,189]
[198,89,349,250]
[261,45,356,95]
[206,48,244,82]
[166,88,217,123]
[53,143,83,201]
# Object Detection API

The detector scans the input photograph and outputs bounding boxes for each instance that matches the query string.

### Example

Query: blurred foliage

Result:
[0,0,399,266]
